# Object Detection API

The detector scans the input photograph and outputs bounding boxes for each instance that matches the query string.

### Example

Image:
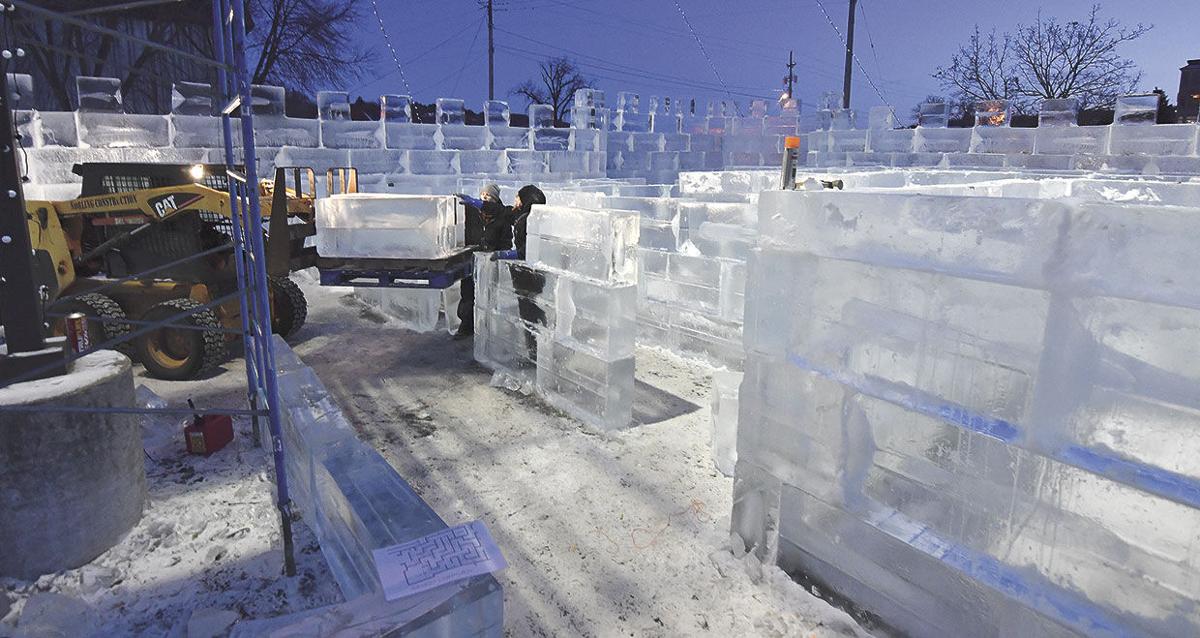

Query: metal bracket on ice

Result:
[373,520,507,602]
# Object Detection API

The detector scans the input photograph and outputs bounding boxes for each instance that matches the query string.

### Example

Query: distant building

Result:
[1180,59,1200,122]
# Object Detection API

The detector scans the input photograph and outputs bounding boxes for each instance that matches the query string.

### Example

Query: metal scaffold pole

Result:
[214,0,297,577]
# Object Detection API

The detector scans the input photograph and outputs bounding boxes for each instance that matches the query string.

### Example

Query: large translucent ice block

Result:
[536,338,635,430]
[437,124,488,151]
[74,76,170,149]
[1034,125,1110,155]
[710,369,741,476]
[316,194,462,259]
[317,91,383,149]
[1113,93,1159,125]
[1108,123,1197,156]
[357,288,441,332]
[1038,97,1079,127]
[494,261,637,360]
[263,337,503,636]
[525,205,639,283]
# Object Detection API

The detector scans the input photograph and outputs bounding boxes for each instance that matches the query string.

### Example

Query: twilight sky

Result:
[342,0,1199,117]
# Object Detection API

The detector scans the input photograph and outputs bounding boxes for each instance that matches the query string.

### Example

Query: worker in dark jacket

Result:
[494,184,547,361]
[454,184,510,339]
[509,184,546,259]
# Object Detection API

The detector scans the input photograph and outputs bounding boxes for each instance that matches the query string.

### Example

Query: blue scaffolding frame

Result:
[0,0,296,574]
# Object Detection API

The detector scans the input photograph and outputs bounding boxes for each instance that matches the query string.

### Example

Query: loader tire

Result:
[48,292,131,354]
[269,275,307,338]
[135,298,226,381]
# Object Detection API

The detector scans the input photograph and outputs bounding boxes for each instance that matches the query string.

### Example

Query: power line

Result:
[858,0,887,100]
[449,17,486,98]
[669,0,741,115]
[811,0,896,119]
[369,0,411,95]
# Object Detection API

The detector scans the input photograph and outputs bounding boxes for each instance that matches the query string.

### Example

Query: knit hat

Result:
[482,183,501,201]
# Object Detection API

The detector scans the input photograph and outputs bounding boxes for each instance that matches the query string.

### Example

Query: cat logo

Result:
[148,193,203,219]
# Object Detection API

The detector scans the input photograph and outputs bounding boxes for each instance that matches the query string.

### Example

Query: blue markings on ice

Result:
[866,504,1133,637]
[785,352,1200,511]
[373,520,507,602]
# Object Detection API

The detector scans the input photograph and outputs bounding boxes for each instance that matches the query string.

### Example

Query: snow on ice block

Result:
[677,170,775,200]
[75,112,169,148]
[530,127,570,152]
[536,338,635,430]
[486,126,530,150]
[253,115,319,148]
[316,193,462,259]
[257,337,503,636]
[737,183,1200,636]
[525,205,639,284]
[436,124,487,151]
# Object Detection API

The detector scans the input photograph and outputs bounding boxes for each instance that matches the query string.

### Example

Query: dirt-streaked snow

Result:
[3,273,868,637]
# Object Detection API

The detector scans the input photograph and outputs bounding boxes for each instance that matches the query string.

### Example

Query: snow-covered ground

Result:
[3,274,868,637]
[0,390,342,637]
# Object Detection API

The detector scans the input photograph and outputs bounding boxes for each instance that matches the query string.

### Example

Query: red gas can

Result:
[184,414,234,456]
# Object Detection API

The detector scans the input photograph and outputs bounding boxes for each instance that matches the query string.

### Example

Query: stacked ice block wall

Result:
[806,95,1200,175]
[474,205,639,430]
[732,185,1200,636]
[231,337,503,636]
[19,78,818,201]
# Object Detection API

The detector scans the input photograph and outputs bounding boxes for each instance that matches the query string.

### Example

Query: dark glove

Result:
[492,249,519,260]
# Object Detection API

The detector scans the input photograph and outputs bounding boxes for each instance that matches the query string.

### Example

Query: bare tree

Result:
[247,0,371,89]
[10,0,370,111]
[935,4,1150,111]
[512,57,590,126]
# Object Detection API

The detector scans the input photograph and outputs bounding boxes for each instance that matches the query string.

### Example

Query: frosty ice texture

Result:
[710,369,741,476]
[356,288,441,332]
[736,186,1200,637]
[261,337,503,636]
[530,104,569,152]
[525,205,639,284]
[315,194,462,259]
[917,101,948,128]
[436,98,486,150]
[75,76,169,148]
[251,84,319,147]
[318,91,383,149]
[473,254,638,430]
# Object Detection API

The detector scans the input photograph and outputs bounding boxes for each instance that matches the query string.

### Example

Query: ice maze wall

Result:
[474,206,639,430]
[807,96,1200,175]
[730,181,1200,636]
[13,78,802,201]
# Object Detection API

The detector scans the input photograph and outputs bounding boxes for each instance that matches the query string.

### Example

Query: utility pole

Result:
[784,50,797,98]
[842,0,858,109]
[487,0,495,100]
